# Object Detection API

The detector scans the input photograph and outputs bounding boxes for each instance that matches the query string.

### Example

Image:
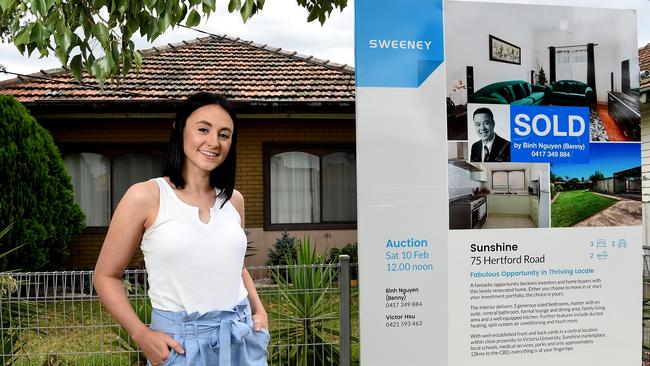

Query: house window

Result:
[112,153,164,211]
[64,152,163,227]
[64,153,111,226]
[492,170,525,192]
[265,145,356,229]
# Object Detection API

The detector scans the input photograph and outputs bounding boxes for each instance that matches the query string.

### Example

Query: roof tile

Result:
[640,44,650,90]
[0,35,355,103]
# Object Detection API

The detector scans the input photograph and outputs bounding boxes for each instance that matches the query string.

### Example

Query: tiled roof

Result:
[0,35,355,103]
[641,44,650,91]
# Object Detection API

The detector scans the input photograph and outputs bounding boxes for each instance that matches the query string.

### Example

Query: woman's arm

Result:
[94,181,184,364]
[231,190,269,331]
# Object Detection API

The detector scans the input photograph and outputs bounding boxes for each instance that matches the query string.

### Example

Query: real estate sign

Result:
[355,1,643,365]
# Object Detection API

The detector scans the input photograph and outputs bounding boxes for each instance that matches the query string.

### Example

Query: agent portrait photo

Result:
[469,105,511,162]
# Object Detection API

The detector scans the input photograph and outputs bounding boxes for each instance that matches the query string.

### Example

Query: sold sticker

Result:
[510,105,590,163]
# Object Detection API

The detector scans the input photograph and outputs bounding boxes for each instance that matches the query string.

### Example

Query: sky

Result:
[550,142,641,179]
[0,0,648,81]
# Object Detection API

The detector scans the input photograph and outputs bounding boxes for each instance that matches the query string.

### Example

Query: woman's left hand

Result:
[252,310,269,332]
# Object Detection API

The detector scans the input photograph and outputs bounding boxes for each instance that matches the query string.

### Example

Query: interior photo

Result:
[445,1,641,142]
[448,142,550,230]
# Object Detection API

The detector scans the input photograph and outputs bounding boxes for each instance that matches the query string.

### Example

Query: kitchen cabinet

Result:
[471,169,487,182]
[529,196,539,224]
[488,195,529,215]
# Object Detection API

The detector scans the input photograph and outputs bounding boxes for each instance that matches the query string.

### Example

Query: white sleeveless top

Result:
[141,178,248,314]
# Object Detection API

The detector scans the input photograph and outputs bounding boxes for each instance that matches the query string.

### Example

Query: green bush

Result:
[327,242,358,279]
[0,95,85,271]
[266,230,297,266]
[269,236,342,366]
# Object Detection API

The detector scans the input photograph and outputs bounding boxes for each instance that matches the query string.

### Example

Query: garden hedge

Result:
[0,95,85,270]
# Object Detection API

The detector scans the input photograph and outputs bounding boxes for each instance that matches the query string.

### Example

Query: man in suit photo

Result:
[469,107,510,162]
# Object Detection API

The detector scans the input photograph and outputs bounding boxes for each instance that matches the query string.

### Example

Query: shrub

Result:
[327,242,358,279]
[269,236,341,365]
[266,230,297,266]
[0,95,85,270]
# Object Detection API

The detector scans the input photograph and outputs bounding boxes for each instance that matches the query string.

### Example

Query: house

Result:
[641,43,650,103]
[0,35,356,267]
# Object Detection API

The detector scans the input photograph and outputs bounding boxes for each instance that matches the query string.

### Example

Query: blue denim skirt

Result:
[147,298,269,365]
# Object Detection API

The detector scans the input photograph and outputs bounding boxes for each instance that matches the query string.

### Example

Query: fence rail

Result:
[0,260,357,366]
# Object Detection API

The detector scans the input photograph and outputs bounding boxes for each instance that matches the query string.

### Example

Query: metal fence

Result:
[0,258,357,366]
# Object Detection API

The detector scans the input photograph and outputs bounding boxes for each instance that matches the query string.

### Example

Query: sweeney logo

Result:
[369,39,433,50]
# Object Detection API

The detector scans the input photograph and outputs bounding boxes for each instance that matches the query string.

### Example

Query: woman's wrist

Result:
[129,323,151,343]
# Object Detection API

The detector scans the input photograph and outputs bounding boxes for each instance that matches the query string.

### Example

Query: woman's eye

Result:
[198,128,209,133]
[219,133,231,139]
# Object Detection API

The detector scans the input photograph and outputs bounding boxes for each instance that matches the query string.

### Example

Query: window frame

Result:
[60,143,165,229]
[263,142,357,231]
[491,169,526,193]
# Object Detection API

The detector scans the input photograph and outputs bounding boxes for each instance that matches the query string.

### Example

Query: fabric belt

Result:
[149,298,269,365]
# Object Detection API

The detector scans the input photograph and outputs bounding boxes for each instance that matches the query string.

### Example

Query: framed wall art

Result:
[489,34,521,65]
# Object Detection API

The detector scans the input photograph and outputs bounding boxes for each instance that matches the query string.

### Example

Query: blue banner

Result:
[355,0,444,88]
[510,105,590,163]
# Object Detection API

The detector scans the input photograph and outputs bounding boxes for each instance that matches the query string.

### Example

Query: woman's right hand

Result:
[133,328,185,365]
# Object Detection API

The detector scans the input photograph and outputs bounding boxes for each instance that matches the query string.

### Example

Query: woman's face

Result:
[182,104,234,174]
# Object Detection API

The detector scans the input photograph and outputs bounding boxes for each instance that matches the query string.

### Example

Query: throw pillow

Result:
[489,92,508,104]
[499,86,513,103]
[512,83,525,100]
[567,82,575,93]
[523,83,532,96]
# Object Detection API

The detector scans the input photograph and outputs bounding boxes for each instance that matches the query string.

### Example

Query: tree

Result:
[0,95,85,271]
[0,0,347,87]
[589,171,605,182]
[550,171,564,182]
[538,67,547,85]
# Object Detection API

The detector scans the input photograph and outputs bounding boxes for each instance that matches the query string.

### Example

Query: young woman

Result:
[94,92,269,365]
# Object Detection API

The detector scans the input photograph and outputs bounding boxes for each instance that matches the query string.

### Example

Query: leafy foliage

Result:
[589,170,605,182]
[537,67,547,85]
[266,230,297,266]
[268,236,343,366]
[0,0,348,87]
[327,242,358,279]
[0,95,85,271]
[0,223,39,366]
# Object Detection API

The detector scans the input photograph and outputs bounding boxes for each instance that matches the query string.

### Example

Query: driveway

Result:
[573,199,642,227]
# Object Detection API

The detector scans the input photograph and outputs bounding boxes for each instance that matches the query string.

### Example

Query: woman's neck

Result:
[180,165,213,194]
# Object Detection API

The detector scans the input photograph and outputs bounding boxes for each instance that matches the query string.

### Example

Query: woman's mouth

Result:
[200,150,218,158]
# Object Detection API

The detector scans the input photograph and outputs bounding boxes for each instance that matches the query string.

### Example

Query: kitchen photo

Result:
[448,141,551,229]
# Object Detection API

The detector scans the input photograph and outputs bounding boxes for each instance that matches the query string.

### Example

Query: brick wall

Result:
[45,116,355,268]
[236,118,356,228]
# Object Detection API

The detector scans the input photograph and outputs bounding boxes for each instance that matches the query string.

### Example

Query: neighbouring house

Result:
[641,44,650,243]
[593,167,641,195]
[640,43,649,103]
[0,35,356,268]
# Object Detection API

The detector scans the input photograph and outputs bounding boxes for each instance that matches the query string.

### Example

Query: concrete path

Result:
[573,200,642,227]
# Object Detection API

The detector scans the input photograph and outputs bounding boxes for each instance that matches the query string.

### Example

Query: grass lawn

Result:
[551,189,617,227]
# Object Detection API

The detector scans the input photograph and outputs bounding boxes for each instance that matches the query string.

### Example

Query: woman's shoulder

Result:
[229,189,245,216]
[231,189,244,203]
[121,179,160,208]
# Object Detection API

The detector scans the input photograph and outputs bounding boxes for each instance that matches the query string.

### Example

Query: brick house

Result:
[641,43,650,103]
[0,35,356,267]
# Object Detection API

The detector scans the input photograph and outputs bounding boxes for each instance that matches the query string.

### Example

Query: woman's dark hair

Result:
[163,92,238,206]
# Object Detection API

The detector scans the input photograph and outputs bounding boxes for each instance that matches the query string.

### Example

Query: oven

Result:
[471,197,487,228]
[449,195,487,229]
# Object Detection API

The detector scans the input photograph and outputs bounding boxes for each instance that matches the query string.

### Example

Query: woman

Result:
[94,92,269,365]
